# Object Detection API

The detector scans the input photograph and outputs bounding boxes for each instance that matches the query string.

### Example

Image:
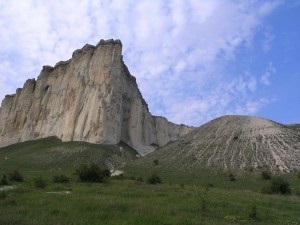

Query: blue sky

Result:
[0,0,299,126]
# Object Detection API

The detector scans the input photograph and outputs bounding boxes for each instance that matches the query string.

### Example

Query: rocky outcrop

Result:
[0,39,192,155]
[139,115,300,172]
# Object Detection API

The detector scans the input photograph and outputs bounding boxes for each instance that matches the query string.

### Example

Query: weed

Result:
[224,215,247,223]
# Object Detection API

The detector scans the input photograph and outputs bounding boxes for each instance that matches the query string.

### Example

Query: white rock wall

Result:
[0,39,193,155]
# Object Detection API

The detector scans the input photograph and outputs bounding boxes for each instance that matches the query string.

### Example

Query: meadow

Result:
[1,138,300,225]
[1,167,300,225]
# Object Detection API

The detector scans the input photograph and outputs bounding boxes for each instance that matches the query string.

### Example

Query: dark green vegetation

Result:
[75,163,110,183]
[1,138,300,225]
[262,177,291,195]
[0,136,138,171]
[147,174,161,184]
[52,174,71,184]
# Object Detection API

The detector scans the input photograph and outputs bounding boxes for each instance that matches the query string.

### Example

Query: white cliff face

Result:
[0,39,193,155]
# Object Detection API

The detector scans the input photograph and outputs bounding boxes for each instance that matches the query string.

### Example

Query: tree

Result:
[76,163,110,183]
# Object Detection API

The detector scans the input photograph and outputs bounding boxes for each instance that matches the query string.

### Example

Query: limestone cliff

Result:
[0,39,192,155]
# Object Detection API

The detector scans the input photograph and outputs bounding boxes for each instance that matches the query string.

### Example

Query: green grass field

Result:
[1,138,300,225]
[0,136,138,172]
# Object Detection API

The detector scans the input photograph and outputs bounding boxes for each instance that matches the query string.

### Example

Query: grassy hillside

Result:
[1,168,300,225]
[1,136,300,225]
[0,136,138,173]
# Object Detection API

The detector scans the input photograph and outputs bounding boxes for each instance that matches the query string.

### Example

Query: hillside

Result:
[137,115,300,172]
[286,124,300,135]
[0,136,138,171]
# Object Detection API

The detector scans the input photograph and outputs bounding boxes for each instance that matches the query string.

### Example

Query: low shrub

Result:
[0,192,7,199]
[34,177,47,189]
[153,159,159,165]
[147,174,161,184]
[8,170,24,182]
[204,183,214,191]
[228,173,236,181]
[0,175,9,186]
[76,163,110,183]
[261,171,272,180]
[248,205,258,221]
[52,174,70,183]
[262,177,291,195]
[136,177,143,182]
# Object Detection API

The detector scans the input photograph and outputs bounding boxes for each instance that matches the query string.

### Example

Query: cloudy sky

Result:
[0,0,299,126]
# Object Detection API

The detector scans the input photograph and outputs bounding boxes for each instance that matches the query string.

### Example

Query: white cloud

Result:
[261,63,276,86]
[262,31,275,52]
[0,0,282,125]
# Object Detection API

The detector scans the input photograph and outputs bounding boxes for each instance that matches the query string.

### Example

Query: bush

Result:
[34,177,47,189]
[0,175,9,186]
[262,177,291,195]
[204,183,214,191]
[0,192,6,199]
[153,159,159,165]
[8,170,24,182]
[261,171,272,180]
[147,174,161,184]
[52,174,70,183]
[136,177,144,182]
[228,173,236,181]
[76,163,110,183]
[101,168,111,178]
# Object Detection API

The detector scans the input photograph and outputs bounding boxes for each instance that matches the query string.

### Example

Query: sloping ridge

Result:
[0,136,139,171]
[140,115,300,172]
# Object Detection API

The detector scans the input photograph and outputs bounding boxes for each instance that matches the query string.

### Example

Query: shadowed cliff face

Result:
[0,39,192,155]
[139,115,300,172]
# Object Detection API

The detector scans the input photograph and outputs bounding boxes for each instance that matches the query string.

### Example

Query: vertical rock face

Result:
[0,39,192,155]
